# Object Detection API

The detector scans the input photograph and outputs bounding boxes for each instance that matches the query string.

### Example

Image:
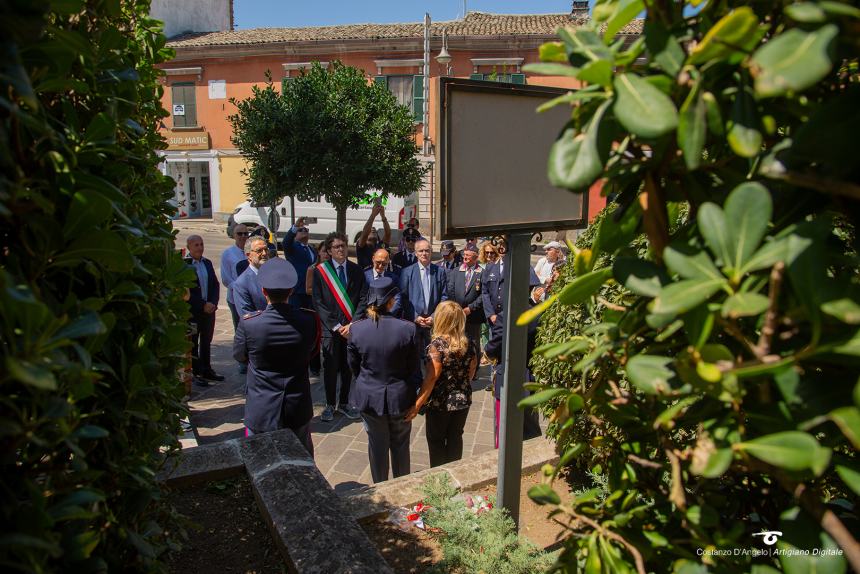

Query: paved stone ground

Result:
[175,220,507,493]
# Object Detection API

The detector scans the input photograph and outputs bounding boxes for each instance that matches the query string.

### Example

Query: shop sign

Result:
[164,129,210,150]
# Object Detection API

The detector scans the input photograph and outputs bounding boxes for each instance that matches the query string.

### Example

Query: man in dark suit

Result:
[399,239,448,356]
[446,243,484,350]
[312,232,368,422]
[364,248,402,317]
[233,258,320,455]
[281,217,317,308]
[233,236,269,317]
[392,227,421,269]
[186,234,223,385]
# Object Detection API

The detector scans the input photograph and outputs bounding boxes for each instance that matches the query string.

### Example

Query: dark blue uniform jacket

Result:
[347,314,421,416]
[233,303,319,433]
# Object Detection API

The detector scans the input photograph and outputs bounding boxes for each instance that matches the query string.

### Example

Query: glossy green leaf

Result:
[626,355,678,395]
[678,83,707,170]
[593,201,642,257]
[558,27,613,63]
[821,298,860,324]
[738,431,828,472]
[557,442,587,470]
[697,203,732,269]
[654,396,700,430]
[52,231,134,271]
[785,2,827,22]
[83,112,116,144]
[651,278,726,316]
[568,393,585,413]
[751,25,838,98]
[518,388,567,408]
[603,0,645,42]
[688,7,761,64]
[613,73,679,138]
[50,312,108,343]
[721,292,770,319]
[63,189,114,240]
[538,41,568,62]
[536,89,606,113]
[578,59,613,87]
[613,257,666,297]
[820,0,860,18]
[664,246,723,280]
[728,86,762,157]
[522,62,580,77]
[528,483,561,505]
[547,99,612,190]
[557,267,613,306]
[687,505,718,527]
[73,425,109,439]
[829,407,860,449]
[6,357,57,390]
[702,91,724,137]
[739,237,790,275]
[644,20,685,76]
[693,448,733,478]
[835,463,860,497]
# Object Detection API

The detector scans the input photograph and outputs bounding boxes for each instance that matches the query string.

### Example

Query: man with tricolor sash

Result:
[312,232,368,422]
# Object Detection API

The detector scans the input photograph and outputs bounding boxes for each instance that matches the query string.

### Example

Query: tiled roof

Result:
[166,11,643,48]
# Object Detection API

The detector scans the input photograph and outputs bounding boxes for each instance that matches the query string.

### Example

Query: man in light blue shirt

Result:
[221,223,249,329]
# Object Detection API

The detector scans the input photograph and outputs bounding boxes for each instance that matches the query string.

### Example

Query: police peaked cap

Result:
[258,258,298,290]
[367,277,399,307]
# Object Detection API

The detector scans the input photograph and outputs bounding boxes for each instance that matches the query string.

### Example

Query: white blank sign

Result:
[439,79,587,238]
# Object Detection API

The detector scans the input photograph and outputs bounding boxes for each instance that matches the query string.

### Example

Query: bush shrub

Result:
[420,473,555,574]
[0,1,188,571]
[524,1,860,572]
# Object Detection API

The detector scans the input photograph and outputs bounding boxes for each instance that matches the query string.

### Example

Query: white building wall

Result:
[150,0,231,38]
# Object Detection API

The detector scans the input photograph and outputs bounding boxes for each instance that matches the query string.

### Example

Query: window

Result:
[374,75,424,123]
[469,73,526,84]
[171,83,197,127]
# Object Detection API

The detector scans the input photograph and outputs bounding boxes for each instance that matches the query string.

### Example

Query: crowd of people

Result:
[184,206,568,483]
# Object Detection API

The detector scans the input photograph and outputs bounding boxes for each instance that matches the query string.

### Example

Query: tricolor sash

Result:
[317,261,355,321]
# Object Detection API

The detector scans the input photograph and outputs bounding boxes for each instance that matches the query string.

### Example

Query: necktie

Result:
[337,264,347,287]
[408,252,414,264]
[306,244,314,263]
[465,268,472,287]
[421,266,431,312]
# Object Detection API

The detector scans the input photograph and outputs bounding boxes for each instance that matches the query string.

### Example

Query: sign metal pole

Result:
[497,232,531,528]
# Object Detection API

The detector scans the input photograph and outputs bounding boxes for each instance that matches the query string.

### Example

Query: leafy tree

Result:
[1,1,188,570]
[230,62,426,234]
[521,1,860,572]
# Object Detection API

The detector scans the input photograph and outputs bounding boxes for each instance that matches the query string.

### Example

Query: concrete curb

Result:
[340,436,559,520]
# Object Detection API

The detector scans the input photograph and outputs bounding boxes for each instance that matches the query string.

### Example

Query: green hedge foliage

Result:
[524,1,860,572]
[1,1,189,570]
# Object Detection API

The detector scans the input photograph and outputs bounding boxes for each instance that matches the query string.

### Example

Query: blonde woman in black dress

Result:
[405,301,478,467]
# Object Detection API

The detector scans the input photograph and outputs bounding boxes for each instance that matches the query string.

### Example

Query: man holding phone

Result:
[356,202,391,269]
[281,216,317,309]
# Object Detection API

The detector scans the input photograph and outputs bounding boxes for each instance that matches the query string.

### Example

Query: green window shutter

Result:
[374,75,388,87]
[511,73,526,84]
[412,74,424,123]
[171,83,197,127]
[469,73,484,81]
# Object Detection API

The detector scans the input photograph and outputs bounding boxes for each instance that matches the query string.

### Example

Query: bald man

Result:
[186,234,223,385]
[363,248,402,317]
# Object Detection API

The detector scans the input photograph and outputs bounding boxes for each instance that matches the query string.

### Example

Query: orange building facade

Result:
[155,7,640,234]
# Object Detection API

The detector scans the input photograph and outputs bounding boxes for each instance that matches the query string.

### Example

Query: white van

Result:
[227,191,418,243]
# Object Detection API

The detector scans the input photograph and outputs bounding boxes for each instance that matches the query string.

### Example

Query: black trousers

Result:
[361,412,411,483]
[191,311,215,375]
[426,408,470,467]
[322,335,352,406]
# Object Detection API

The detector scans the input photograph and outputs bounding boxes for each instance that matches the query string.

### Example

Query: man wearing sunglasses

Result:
[392,227,421,269]
[281,217,317,309]
[221,224,250,331]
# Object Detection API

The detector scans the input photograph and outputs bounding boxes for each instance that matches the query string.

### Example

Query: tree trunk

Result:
[336,204,347,236]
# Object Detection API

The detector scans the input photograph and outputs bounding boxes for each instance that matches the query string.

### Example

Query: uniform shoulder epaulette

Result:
[298,307,318,315]
[242,310,263,320]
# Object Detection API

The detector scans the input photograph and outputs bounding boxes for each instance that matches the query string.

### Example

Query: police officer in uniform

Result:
[347,277,421,483]
[233,258,320,456]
